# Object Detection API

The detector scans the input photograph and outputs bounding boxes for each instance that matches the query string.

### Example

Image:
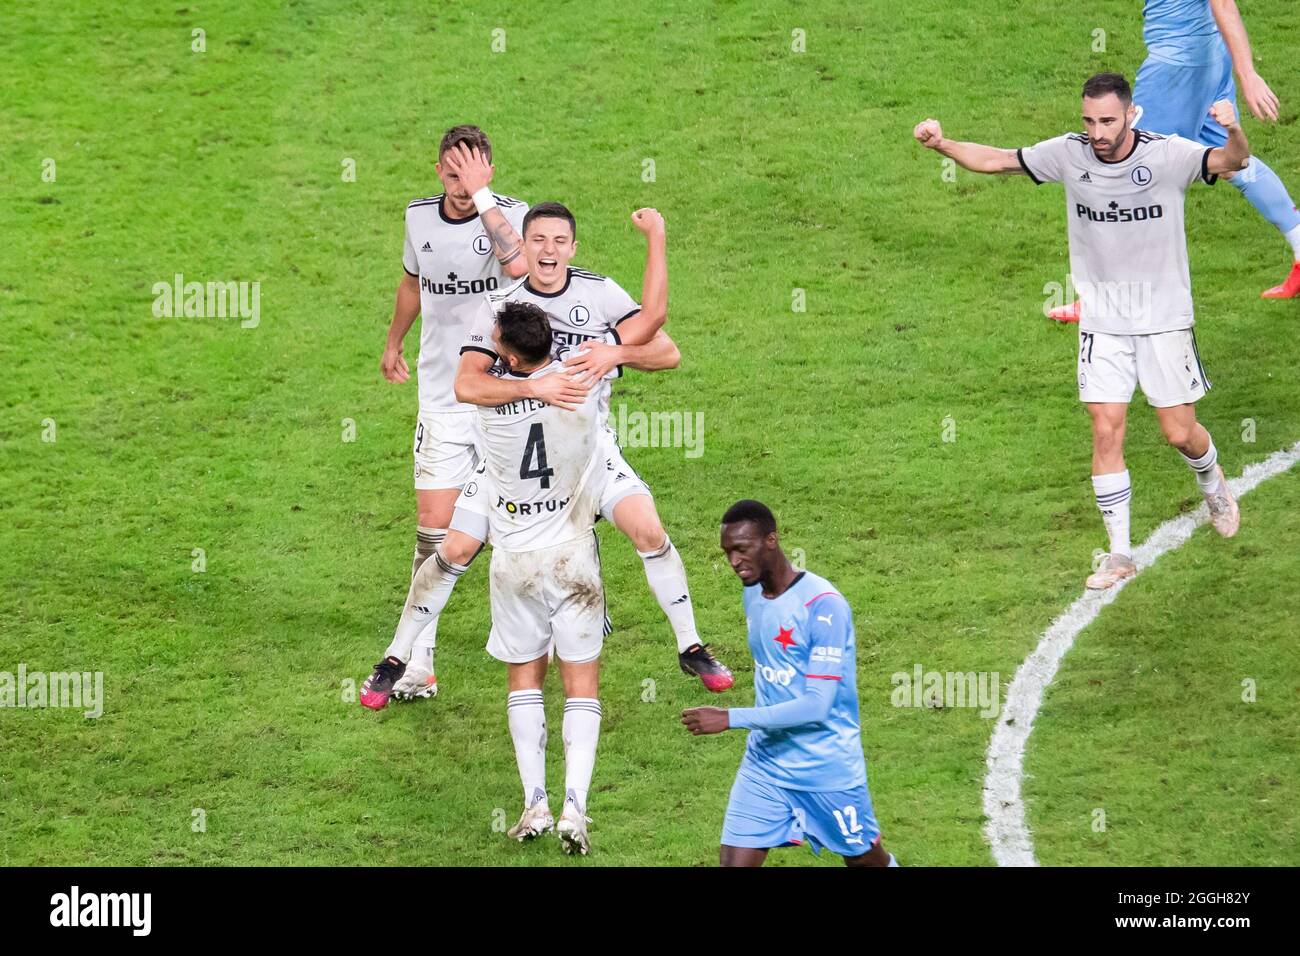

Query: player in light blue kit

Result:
[681,500,897,867]
[1051,0,1300,322]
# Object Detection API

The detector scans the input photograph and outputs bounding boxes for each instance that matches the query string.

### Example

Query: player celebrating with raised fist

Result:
[362,125,571,708]
[377,202,733,706]
[683,500,897,868]
[1048,0,1300,320]
[914,73,1248,589]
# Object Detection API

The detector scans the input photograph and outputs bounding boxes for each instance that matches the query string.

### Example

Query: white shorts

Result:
[1077,328,1211,408]
[486,534,606,664]
[413,410,481,491]
[449,461,491,543]
[597,430,653,521]
[449,432,653,542]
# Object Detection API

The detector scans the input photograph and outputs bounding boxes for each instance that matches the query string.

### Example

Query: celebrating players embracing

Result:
[683,501,897,868]
[915,72,1247,588]
[475,301,610,855]
[383,201,733,700]
[361,125,574,708]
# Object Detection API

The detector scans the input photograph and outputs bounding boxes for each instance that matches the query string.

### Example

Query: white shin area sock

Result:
[507,690,547,808]
[412,526,445,579]
[562,697,602,814]
[1091,470,1132,558]
[386,546,470,663]
[637,537,700,653]
[1181,438,1223,495]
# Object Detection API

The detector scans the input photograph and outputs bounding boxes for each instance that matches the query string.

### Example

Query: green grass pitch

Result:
[1,0,1296,865]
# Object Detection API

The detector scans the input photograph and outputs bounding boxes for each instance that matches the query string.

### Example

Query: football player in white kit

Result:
[914,72,1249,588]
[475,300,609,854]
[361,126,584,709]
[382,202,735,703]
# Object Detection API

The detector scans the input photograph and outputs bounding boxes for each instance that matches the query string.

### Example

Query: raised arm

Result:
[1210,0,1280,122]
[607,207,668,346]
[443,144,530,278]
[454,349,590,411]
[381,271,421,383]
[914,118,1024,175]
[1205,100,1251,175]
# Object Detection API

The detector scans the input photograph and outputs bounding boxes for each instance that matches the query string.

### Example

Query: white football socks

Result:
[1092,470,1132,558]
[385,546,469,664]
[412,526,444,579]
[1181,438,1224,496]
[637,537,700,653]
[1285,223,1300,260]
[507,690,547,809]
[562,697,602,815]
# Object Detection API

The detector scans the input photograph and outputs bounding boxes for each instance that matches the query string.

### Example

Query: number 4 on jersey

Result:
[520,423,554,489]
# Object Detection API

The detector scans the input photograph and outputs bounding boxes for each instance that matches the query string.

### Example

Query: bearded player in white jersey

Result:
[474,300,610,854]
[370,201,734,708]
[915,72,1248,589]
[361,125,584,708]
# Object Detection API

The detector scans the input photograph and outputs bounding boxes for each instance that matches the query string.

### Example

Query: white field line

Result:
[983,441,1300,866]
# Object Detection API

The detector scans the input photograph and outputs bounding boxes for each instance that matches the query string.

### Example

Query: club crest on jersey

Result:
[773,625,797,650]
[472,234,492,256]
[569,305,591,327]
[1131,165,1152,186]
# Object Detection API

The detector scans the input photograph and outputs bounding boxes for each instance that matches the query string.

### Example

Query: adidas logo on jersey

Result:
[421,242,432,251]
[1079,171,1091,182]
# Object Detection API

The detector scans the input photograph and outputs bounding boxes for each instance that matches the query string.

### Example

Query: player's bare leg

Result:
[555,656,601,855]
[843,839,895,868]
[505,654,553,840]
[611,493,734,692]
[720,845,769,867]
[1085,402,1137,590]
[1155,403,1239,537]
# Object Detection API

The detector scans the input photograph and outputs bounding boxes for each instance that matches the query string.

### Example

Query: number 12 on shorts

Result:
[833,805,864,837]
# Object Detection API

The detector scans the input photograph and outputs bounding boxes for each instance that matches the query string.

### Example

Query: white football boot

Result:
[557,801,591,856]
[507,798,555,841]
[1204,465,1240,538]
[391,663,437,701]
[1085,553,1136,590]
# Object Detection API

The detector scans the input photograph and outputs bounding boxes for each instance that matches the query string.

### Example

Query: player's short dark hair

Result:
[439,124,492,163]
[722,499,777,537]
[523,201,577,239]
[495,301,552,365]
[1082,72,1132,106]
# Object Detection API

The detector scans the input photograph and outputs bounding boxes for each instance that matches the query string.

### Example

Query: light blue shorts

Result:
[1133,55,1236,147]
[721,769,881,858]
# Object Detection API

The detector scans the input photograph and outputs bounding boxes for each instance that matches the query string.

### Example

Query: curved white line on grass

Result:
[983,440,1300,866]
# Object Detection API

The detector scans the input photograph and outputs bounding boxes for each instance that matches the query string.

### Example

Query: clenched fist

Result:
[1208,99,1239,131]
[631,207,665,238]
[914,118,944,149]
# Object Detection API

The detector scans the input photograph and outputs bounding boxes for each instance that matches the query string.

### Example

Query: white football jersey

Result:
[460,267,640,425]
[475,360,605,553]
[402,193,529,415]
[1018,130,1216,334]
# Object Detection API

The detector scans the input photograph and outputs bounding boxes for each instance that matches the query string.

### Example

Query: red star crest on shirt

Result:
[773,625,796,650]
